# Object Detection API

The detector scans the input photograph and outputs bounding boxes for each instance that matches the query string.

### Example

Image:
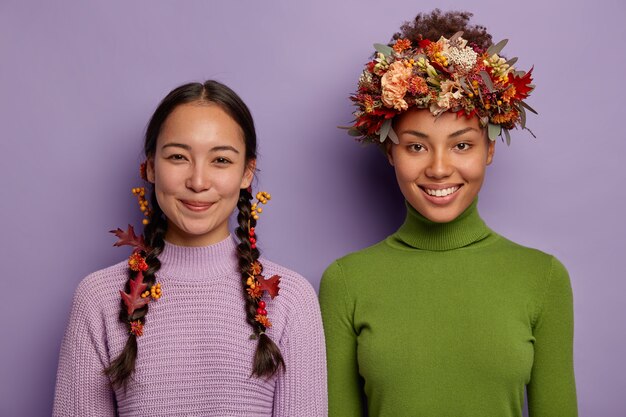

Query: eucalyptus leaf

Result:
[374,43,393,57]
[449,31,464,43]
[387,127,400,144]
[519,105,527,129]
[519,101,538,114]
[505,57,518,67]
[347,127,362,137]
[379,119,392,143]
[503,128,511,146]
[479,71,495,93]
[477,87,484,104]
[458,77,472,94]
[487,39,509,56]
[488,123,501,142]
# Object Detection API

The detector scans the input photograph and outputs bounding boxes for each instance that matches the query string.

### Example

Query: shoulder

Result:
[70,260,128,317]
[492,234,569,272]
[320,239,390,289]
[258,258,318,305]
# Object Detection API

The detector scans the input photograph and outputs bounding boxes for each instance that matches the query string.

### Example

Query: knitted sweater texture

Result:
[320,200,577,417]
[53,235,327,416]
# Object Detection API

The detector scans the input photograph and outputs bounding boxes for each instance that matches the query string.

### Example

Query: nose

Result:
[424,149,453,179]
[185,163,211,193]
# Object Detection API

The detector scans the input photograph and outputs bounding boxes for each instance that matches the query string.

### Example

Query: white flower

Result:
[445,45,478,73]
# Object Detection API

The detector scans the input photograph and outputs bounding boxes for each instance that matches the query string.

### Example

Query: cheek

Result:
[457,157,488,182]
[392,154,420,182]
[153,163,182,195]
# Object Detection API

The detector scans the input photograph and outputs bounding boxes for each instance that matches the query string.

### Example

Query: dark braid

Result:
[235,188,285,377]
[104,190,167,387]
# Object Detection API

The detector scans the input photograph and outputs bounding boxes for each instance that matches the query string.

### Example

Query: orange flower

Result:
[393,38,411,53]
[247,286,263,299]
[408,76,428,95]
[381,61,412,110]
[250,261,263,276]
[502,86,517,103]
[491,109,519,124]
[129,320,144,336]
[128,252,148,272]
[424,41,443,59]
[255,314,272,328]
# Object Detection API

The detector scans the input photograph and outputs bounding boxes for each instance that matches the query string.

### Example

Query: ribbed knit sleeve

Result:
[527,257,578,416]
[53,273,117,417]
[319,261,365,417]
[272,269,327,417]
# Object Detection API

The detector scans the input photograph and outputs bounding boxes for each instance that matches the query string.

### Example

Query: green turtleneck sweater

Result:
[319,200,577,417]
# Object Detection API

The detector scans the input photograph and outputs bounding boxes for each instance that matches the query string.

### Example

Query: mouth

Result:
[180,200,214,212]
[419,185,462,204]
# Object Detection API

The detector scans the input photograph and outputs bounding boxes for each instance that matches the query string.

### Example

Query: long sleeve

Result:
[319,261,366,417]
[527,256,578,417]
[272,276,327,417]
[53,277,117,417]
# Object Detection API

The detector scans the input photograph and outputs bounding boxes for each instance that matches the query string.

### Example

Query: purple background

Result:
[1,1,624,415]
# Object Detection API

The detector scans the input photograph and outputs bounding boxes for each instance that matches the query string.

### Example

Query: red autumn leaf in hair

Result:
[508,67,534,100]
[110,225,146,251]
[257,274,281,299]
[120,270,149,316]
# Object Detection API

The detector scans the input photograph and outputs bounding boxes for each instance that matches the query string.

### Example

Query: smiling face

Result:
[146,102,255,246]
[387,108,495,223]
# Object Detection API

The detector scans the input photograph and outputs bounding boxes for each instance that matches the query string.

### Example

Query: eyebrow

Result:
[401,127,478,139]
[161,143,240,154]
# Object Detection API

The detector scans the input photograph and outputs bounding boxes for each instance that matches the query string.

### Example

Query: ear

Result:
[241,158,256,189]
[486,140,495,166]
[385,142,395,166]
[146,157,156,183]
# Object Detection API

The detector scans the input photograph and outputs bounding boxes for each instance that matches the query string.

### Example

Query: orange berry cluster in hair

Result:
[132,187,152,225]
[250,191,271,221]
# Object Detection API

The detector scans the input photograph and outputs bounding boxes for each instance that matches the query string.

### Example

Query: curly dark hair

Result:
[391,9,493,50]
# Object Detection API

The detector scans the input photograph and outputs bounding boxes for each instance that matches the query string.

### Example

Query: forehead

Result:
[395,109,481,136]
[158,102,245,149]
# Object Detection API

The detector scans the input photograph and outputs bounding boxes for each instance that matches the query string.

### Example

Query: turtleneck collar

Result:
[393,198,491,251]
[157,234,239,280]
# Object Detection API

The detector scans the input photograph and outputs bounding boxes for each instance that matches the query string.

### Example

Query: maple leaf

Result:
[120,270,149,316]
[257,274,281,299]
[508,67,534,100]
[109,224,146,251]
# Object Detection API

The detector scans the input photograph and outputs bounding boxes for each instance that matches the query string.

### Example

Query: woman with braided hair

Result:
[320,9,577,417]
[53,80,327,416]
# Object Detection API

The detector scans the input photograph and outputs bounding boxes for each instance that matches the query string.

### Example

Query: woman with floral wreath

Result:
[53,80,327,416]
[320,10,577,417]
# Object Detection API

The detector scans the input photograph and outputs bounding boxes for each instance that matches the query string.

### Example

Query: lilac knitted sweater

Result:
[53,235,327,416]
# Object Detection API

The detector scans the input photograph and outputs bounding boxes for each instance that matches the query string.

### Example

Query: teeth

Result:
[424,186,459,197]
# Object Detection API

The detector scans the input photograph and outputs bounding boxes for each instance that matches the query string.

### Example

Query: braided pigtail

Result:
[105,190,167,388]
[235,188,285,377]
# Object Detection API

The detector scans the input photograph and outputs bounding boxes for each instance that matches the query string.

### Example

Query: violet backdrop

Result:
[1,1,624,416]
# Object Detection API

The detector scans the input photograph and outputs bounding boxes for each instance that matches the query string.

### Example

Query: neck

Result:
[394,198,491,251]
[157,234,240,279]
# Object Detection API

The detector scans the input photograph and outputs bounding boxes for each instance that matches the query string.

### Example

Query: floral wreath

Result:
[348,32,536,145]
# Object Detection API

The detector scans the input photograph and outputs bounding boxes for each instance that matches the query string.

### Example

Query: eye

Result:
[408,143,425,152]
[167,154,188,161]
[214,156,232,165]
[455,142,471,151]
